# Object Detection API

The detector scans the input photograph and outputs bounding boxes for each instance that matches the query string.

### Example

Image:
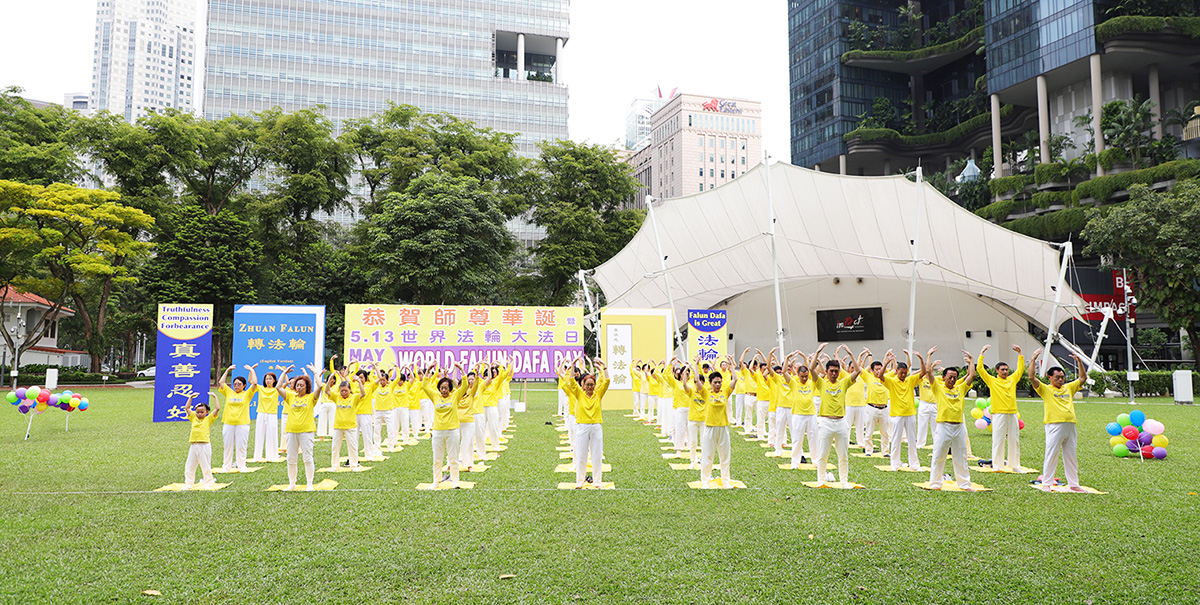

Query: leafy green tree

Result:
[140,206,262,368]
[72,110,174,220]
[0,87,82,185]
[141,110,267,215]
[1083,182,1200,369]
[366,173,515,305]
[265,239,369,354]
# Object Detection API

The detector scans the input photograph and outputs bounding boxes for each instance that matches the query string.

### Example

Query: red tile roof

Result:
[0,286,75,315]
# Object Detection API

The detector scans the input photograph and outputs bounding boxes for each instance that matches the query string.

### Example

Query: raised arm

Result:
[218,365,233,390]
[1072,353,1086,383]
[1027,348,1043,390]
[244,364,259,395]
[960,350,977,386]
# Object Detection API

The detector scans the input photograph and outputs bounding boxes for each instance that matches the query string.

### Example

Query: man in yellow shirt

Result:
[786,360,817,469]
[919,347,977,490]
[860,356,891,456]
[845,372,868,448]
[915,374,938,448]
[977,344,1025,470]
[696,355,738,488]
[882,351,922,471]
[327,373,365,469]
[1028,348,1088,491]
[806,343,863,488]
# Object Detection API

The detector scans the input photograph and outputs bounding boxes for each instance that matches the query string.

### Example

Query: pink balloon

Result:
[974,418,988,430]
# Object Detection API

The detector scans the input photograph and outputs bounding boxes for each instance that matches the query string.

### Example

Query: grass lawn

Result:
[0,386,1197,603]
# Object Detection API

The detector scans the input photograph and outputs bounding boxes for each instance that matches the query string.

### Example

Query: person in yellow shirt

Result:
[918,347,977,490]
[421,364,469,489]
[326,372,366,469]
[915,372,939,448]
[976,344,1025,470]
[182,392,220,489]
[718,360,735,425]
[881,351,922,470]
[561,356,609,488]
[749,352,772,441]
[684,366,706,468]
[786,358,817,469]
[403,366,424,444]
[218,363,258,472]
[665,360,694,453]
[807,344,863,488]
[1028,348,1088,491]
[860,356,891,456]
[371,366,400,453]
[694,354,738,487]
[457,366,485,471]
[764,350,792,455]
[845,369,868,449]
[634,364,649,420]
[282,364,326,491]
[352,369,381,459]
[481,360,510,450]
[252,368,284,462]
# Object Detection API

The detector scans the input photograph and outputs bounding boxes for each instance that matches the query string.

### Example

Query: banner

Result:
[1080,270,1135,321]
[816,307,884,342]
[687,309,728,365]
[343,305,583,379]
[153,304,213,422]
[232,305,325,419]
[605,324,633,390]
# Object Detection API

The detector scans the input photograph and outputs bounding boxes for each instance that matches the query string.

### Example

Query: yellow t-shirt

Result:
[374,382,395,412]
[688,382,707,422]
[845,376,867,408]
[256,386,281,416]
[882,373,921,416]
[1035,378,1082,424]
[329,390,361,430]
[569,377,609,424]
[739,368,755,395]
[459,381,482,423]
[422,382,466,430]
[637,370,649,394]
[769,373,789,410]
[665,373,691,410]
[930,377,971,423]
[480,378,502,408]
[187,408,218,443]
[919,378,936,404]
[560,376,579,416]
[356,382,377,415]
[752,371,770,401]
[647,372,664,397]
[734,368,746,394]
[703,381,735,427]
[406,378,424,410]
[787,376,817,415]
[978,355,1024,415]
[863,372,888,405]
[814,373,854,417]
[283,391,318,433]
[631,370,642,392]
[220,385,253,426]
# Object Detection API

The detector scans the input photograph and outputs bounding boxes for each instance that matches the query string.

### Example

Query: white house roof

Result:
[593,162,1085,332]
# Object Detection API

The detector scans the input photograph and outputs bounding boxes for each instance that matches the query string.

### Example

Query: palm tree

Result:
[1104,97,1155,167]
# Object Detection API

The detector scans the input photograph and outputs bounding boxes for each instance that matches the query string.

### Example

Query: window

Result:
[720,140,725,149]
[709,154,714,162]
[699,168,704,176]
[688,114,692,126]
[699,184,704,192]
[698,153,703,162]
[709,169,714,177]
[710,184,714,189]
[720,170,725,178]
[698,137,703,146]
[731,171,736,178]
[720,155,725,163]
[709,137,714,147]
[741,156,746,165]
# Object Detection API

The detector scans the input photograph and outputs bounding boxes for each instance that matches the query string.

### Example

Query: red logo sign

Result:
[701,98,719,112]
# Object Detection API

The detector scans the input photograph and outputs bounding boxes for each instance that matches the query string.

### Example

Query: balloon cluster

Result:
[1106,409,1167,459]
[5,386,89,415]
[969,397,1025,431]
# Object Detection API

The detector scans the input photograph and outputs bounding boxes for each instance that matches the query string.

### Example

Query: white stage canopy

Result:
[592,162,1085,332]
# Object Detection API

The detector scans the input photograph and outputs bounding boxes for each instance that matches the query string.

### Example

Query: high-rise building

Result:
[626,93,762,205]
[202,0,569,236]
[625,92,670,151]
[90,0,197,122]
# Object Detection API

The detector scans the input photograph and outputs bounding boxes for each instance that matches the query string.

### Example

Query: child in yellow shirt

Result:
[183,392,220,489]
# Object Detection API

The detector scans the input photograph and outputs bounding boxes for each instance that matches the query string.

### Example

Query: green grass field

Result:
[0,386,1197,603]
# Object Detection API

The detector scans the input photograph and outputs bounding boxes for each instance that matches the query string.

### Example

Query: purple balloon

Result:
[17,404,29,414]
[1126,440,1140,452]
[15,388,26,399]
[49,394,59,405]
[1153,447,1167,460]
[1138,432,1154,446]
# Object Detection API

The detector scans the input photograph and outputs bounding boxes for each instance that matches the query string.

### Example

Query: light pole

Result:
[7,317,26,388]
[1123,269,1136,404]
[645,195,684,354]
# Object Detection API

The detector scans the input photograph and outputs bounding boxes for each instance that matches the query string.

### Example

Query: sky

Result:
[0,1,791,159]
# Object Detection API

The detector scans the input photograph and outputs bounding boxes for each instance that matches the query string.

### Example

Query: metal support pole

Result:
[766,153,785,353]
[1040,241,1072,375]
[645,195,684,355]
[906,167,925,355]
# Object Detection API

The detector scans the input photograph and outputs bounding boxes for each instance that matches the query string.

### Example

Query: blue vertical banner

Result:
[231,305,325,419]
[687,309,728,364]
[153,304,214,422]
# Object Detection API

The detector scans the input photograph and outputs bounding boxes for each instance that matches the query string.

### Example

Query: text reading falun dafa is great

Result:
[343,304,583,379]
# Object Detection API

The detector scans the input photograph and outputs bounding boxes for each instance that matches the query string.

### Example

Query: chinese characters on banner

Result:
[605,324,633,390]
[231,305,325,420]
[687,309,728,365]
[343,305,583,379]
[153,304,213,422]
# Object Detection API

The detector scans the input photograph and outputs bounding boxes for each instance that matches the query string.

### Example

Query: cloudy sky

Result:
[0,1,790,158]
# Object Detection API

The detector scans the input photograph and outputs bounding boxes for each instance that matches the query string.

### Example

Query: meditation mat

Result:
[479,452,500,461]
[654,432,669,439]
[380,445,405,453]
[661,451,689,460]
[555,463,611,473]
[976,465,1038,474]
[851,452,887,459]
[874,465,927,473]
[688,479,747,489]
[914,481,991,492]
[557,482,615,490]
[346,455,388,463]
[668,462,698,471]
[658,438,673,444]
[623,414,636,418]
[1028,484,1107,494]
[802,481,865,490]
[154,482,230,492]
[555,446,572,451]
[764,451,789,458]
[660,446,676,451]
[458,464,490,473]
[317,465,373,473]
[485,445,509,452]
[265,479,338,491]
[247,457,285,464]
[777,463,818,471]
[416,481,475,490]
[212,467,263,474]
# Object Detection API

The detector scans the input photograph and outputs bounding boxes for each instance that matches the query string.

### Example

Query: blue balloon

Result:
[1106,422,1122,436]
[1130,409,1146,427]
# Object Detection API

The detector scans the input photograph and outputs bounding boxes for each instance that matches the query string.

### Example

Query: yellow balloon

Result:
[970,407,984,420]
[1109,435,1125,447]
[35,401,48,411]
[1152,435,1169,448]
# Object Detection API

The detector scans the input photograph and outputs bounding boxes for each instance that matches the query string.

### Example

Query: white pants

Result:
[458,421,477,467]
[396,408,410,444]
[484,406,502,448]
[253,412,279,461]
[863,406,890,454]
[658,396,670,429]
[814,417,850,486]
[687,419,703,464]
[279,412,288,452]
[285,432,315,488]
[930,422,971,489]
[991,412,1021,469]
[500,394,511,430]
[789,413,816,467]
[673,407,689,449]
[374,409,397,450]
[566,412,577,450]
[221,423,250,471]
[357,413,377,457]
[755,399,769,436]
[184,442,214,487]
[1042,422,1079,487]
[889,415,920,470]
[915,403,937,448]
[646,395,658,423]
[315,401,335,437]
[558,388,568,416]
[404,408,420,441]
[420,400,434,433]
[726,393,735,425]
[734,393,745,427]
[742,394,756,429]
[575,423,604,486]
[331,427,360,468]
[473,412,486,460]
[431,429,461,485]
[700,425,731,483]
[773,407,791,453]
[845,406,866,445]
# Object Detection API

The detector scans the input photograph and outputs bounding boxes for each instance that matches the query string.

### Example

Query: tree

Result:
[0,180,154,371]
[1083,182,1200,370]
[72,110,174,219]
[143,110,268,215]
[366,173,515,305]
[0,87,82,185]
[140,205,262,369]
[1103,97,1155,167]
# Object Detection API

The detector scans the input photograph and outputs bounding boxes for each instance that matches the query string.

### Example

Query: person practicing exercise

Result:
[561,356,610,488]
[786,354,817,469]
[218,364,258,472]
[807,343,863,488]
[252,368,283,462]
[881,351,922,471]
[421,365,469,489]
[281,364,325,491]
[860,354,890,456]
[182,392,220,489]
[976,345,1025,470]
[696,354,738,488]
[918,347,977,490]
[1028,349,1089,492]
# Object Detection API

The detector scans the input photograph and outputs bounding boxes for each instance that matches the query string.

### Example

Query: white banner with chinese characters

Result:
[605,324,633,390]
